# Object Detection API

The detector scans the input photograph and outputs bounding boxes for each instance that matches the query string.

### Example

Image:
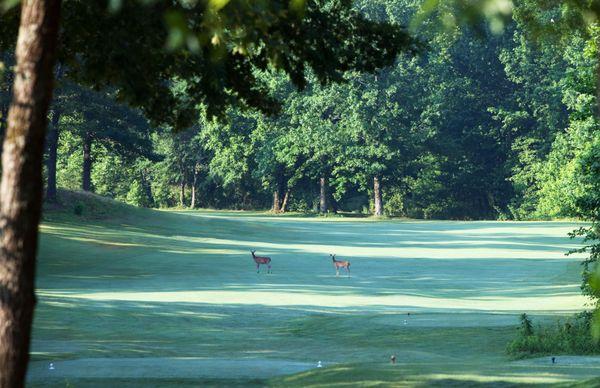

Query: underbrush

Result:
[507,313,600,358]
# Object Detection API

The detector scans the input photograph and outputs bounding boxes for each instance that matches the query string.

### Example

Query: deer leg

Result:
[336,268,339,277]
[347,266,350,277]
[256,263,260,273]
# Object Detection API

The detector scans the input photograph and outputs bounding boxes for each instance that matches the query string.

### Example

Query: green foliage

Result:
[383,186,404,216]
[507,313,600,358]
[31,0,598,221]
[5,0,599,222]
[519,313,534,337]
[125,180,151,208]
[412,0,513,35]
[1,0,417,126]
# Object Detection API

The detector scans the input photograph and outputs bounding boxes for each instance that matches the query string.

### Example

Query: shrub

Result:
[507,312,600,358]
[126,180,152,208]
[519,313,533,337]
[73,202,84,216]
[383,187,404,217]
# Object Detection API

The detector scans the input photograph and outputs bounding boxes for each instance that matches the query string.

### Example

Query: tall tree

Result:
[0,1,61,387]
[0,1,416,384]
[44,63,64,202]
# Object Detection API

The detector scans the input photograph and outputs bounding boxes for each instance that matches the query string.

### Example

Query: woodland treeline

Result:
[1,1,597,221]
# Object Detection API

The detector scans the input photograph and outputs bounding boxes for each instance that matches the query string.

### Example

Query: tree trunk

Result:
[45,63,64,203]
[319,176,328,213]
[281,190,290,213]
[45,108,61,202]
[272,189,281,213]
[373,176,383,217]
[190,184,196,209]
[81,133,92,192]
[190,164,201,209]
[190,174,196,209]
[179,180,185,207]
[0,2,61,387]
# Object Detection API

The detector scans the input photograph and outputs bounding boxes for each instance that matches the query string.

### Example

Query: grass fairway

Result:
[27,201,600,386]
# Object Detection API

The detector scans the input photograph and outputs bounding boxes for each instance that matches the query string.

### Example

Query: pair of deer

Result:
[250,251,351,276]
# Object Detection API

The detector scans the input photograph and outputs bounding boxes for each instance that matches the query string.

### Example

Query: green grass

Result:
[28,192,600,386]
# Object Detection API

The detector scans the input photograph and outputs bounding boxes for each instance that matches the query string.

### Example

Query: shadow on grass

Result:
[32,207,593,385]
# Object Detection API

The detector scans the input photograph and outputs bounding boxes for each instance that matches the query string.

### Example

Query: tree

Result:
[1,3,416,381]
[44,63,64,202]
[286,86,345,213]
[0,2,61,387]
[68,87,154,193]
[413,0,600,335]
[338,65,426,216]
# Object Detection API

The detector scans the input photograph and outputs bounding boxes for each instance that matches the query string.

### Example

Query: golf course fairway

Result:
[26,201,600,387]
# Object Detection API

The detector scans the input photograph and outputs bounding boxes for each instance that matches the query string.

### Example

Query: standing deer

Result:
[251,250,272,273]
[331,254,350,277]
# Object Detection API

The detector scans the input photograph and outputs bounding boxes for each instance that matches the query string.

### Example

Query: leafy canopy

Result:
[1,0,418,127]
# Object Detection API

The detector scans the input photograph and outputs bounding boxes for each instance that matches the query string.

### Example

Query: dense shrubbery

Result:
[507,313,600,358]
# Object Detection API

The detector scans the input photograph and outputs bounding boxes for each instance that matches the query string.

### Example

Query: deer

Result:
[330,254,350,277]
[251,250,272,274]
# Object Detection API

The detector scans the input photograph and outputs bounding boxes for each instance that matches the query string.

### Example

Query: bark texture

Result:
[319,176,328,213]
[281,190,290,213]
[81,133,92,192]
[190,166,198,209]
[190,185,196,209]
[179,180,185,207]
[0,1,61,387]
[272,189,281,213]
[373,176,383,217]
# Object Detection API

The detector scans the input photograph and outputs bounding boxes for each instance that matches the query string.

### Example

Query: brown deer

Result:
[331,254,350,277]
[251,250,272,273]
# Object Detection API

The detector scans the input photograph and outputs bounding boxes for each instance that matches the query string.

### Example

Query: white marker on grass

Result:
[49,362,55,370]
[317,361,322,368]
